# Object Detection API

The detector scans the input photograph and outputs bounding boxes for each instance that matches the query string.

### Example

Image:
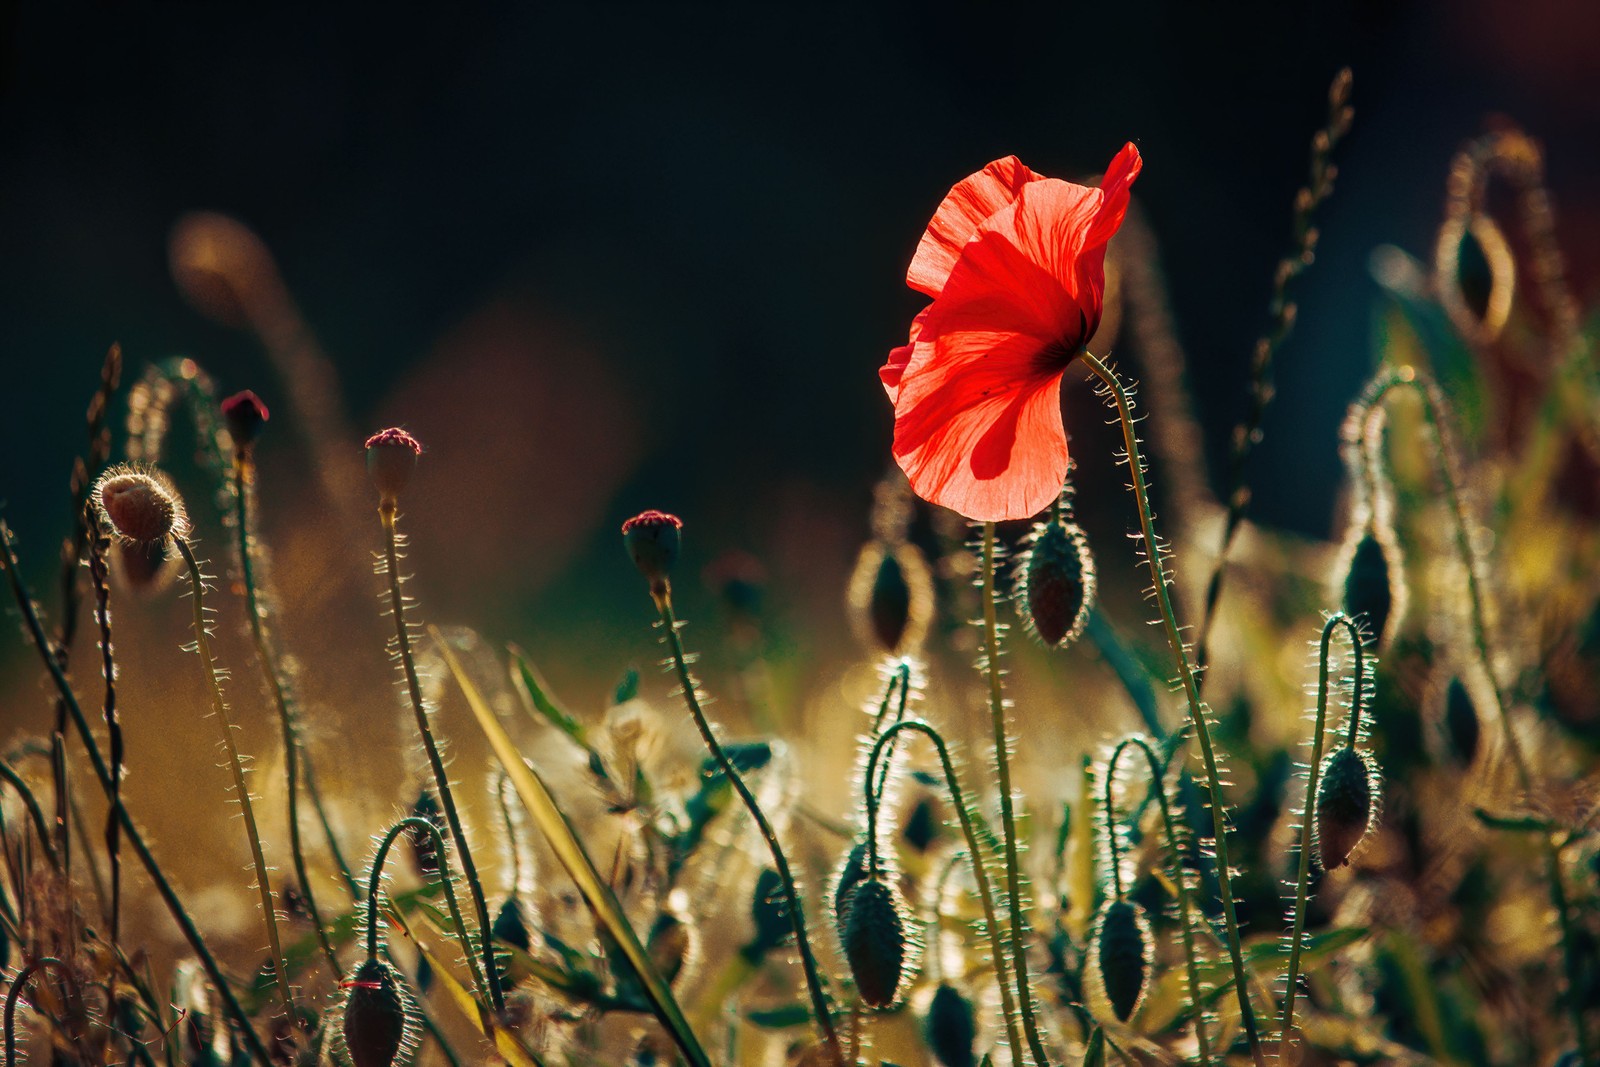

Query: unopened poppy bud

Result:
[830,842,871,930]
[341,959,411,1067]
[842,874,913,1009]
[848,540,933,655]
[365,427,422,504]
[647,909,697,987]
[742,868,792,962]
[1015,516,1096,647]
[1444,677,1480,765]
[93,467,187,546]
[924,982,977,1067]
[902,794,941,854]
[1342,529,1395,650]
[221,390,270,451]
[622,510,683,590]
[1315,745,1379,870]
[111,539,178,595]
[1090,898,1151,1023]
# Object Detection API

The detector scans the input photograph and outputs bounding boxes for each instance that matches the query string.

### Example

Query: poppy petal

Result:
[880,307,930,401]
[907,156,1042,299]
[1083,142,1143,251]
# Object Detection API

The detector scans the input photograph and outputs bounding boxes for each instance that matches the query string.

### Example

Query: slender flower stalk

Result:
[1078,350,1267,1067]
[83,508,123,945]
[1352,367,1588,1063]
[0,522,273,1064]
[0,762,58,870]
[365,818,486,1001]
[1280,613,1363,1055]
[174,538,295,1025]
[1107,735,1212,1067]
[979,522,1051,1067]
[865,719,1025,1067]
[5,957,78,1067]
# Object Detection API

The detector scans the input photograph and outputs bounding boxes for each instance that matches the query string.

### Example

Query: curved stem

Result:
[175,538,294,1026]
[83,510,122,945]
[5,957,78,1067]
[0,763,58,870]
[379,505,504,1012]
[0,523,273,1063]
[1079,351,1267,1067]
[1107,735,1212,1067]
[1281,614,1362,1057]
[866,719,1024,1067]
[365,818,486,1001]
[233,454,342,981]
[980,522,1050,1067]
[653,588,845,1067]
[868,660,914,812]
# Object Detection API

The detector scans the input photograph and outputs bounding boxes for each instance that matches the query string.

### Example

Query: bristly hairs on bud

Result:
[1013,479,1097,648]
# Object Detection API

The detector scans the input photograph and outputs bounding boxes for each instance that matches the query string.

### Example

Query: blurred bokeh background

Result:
[0,1,1598,974]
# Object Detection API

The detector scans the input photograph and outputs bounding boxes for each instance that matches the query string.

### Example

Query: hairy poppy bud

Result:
[1315,745,1379,870]
[111,538,178,595]
[221,390,270,451]
[622,510,683,591]
[1342,529,1395,650]
[841,874,911,1009]
[1090,898,1151,1023]
[830,842,871,930]
[365,428,422,504]
[1444,677,1480,765]
[902,794,942,854]
[93,467,187,547]
[1015,516,1096,647]
[341,959,411,1067]
[924,982,977,1067]
[847,540,933,655]
[647,909,697,987]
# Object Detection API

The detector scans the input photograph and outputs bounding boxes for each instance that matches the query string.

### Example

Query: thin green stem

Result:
[0,763,58,870]
[5,957,75,1067]
[175,538,295,1026]
[0,523,273,1064]
[1281,614,1362,1058]
[866,720,1024,1067]
[980,522,1050,1067]
[379,506,504,1012]
[232,454,342,981]
[654,588,845,1067]
[1107,736,1212,1067]
[84,509,123,948]
[1079,350,1267,1067]
[1355,367,1587,1064]
[366,818,486,1002]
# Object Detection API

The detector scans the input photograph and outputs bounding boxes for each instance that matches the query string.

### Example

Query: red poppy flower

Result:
[883,144,1142,521]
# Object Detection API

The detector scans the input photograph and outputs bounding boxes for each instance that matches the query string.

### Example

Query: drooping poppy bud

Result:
[902,794,942,854]
[924,982,977,1067]
[365,428,422,505]
[1015,516,1096,647]
[1444,677,1480,765]
[221,390,270,451]
[1342,528,1396,650]
[1315,745,1379,870]
[622,510,683,593]
[341,959,411,1067]
[1090,898,1151,1023]
[830,841,872,931]
[841,874,912,1009]
[93,467,188,547]
[847,540,933,655]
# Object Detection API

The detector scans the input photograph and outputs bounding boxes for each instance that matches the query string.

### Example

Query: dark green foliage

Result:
[742,868,792,962]
[924,983,977,1067]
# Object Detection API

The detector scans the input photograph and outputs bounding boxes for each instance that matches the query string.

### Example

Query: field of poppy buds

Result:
[3,32,1600,1067]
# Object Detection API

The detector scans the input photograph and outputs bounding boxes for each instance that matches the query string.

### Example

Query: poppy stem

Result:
[979,522,1052,1067]
[365,817,486,1004]
[174,537,297,1029]
[1281,613,1362,1059]
[1078,351,1268,1067]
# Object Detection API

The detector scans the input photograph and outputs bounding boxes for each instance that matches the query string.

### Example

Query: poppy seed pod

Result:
[221,390,270,450]
[1090,898,1152,1023]
[841,874,911,1009]
[365,427,422,503]
[924,982,978,1067]
[1342,529,1395,650]
[621,510,683,587]
[341,959,411,1067]
[1315,745,1379,870]
[1015,516,1096,647]
[93,467,187,547]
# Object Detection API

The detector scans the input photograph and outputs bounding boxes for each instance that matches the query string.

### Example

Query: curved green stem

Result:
[0,763,58,870]
[865,719,1024,1067]
[1107,735,1212,1067]
[232,454,342,981]
[653,587,845,1067]
[980,522,1051,1067]
[379,505,504,1013]
[5,957,77,1067]
[175,539,294,1025]
[868,660,914,809]
[366,818,487,1001]
[1079,351,1267,1067]
[0,523,273,1064]
[1281,614,1363,1058]
[1355,367,1588,1063]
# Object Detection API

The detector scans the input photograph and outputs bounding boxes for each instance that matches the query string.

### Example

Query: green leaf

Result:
[1082,1026,1106,1067]
[439,631,712,1067]
[744,1004,813,1029]
[613,668,640,705]
[508,643,590,749]
[1473,807,1559,834]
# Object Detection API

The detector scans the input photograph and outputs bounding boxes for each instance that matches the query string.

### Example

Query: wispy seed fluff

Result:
[1013,509,1096,647]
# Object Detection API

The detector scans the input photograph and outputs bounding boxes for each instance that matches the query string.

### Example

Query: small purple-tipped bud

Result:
[365,428,422,503]
[221,390,270,450]
[93,467,188,546]
[622,510,683,588]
